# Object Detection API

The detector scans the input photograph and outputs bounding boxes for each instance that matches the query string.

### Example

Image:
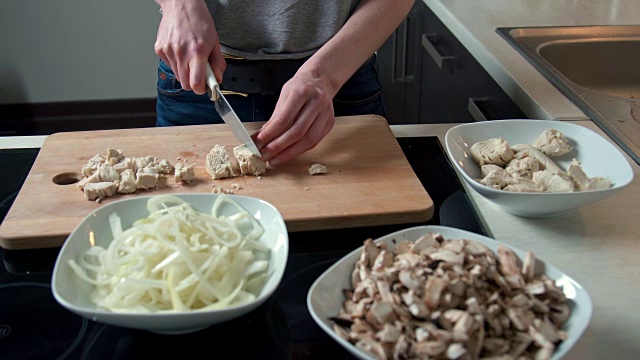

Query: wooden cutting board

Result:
[0,115,433,250]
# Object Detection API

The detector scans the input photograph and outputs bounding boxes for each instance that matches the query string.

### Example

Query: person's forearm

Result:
[299,0,415,97]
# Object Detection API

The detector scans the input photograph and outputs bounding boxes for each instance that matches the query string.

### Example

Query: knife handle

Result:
[206,65,220,101]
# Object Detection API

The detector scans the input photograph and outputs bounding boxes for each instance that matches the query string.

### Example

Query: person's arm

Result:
[254,0,415,166]
[154,0,226,95]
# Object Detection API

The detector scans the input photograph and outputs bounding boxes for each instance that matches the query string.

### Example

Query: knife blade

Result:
[206,65,262,158]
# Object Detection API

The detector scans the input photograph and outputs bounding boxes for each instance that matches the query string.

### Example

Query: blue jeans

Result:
[156,55,386,126]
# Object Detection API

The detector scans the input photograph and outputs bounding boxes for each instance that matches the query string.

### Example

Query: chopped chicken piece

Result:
[533,128,573,157]
[502,178,545,192]
[505,157,541,178]
[98,163,119,183]
[479,165,513,189]
[470,137,514,166]
[309,163,328,175]
[134,156,155,172]
[136,168,159,190]
[174,162,196,183]
[567,159,611,191]
[81,154,107,177]
[89,154,106,164]
[117,169,137,194]
[532,170,575,193]
[106,148,125,165]
[157,159,174,175]
[76,169,100,190]
[511,144,563,174]
[481,164,507,178]
[233,144,266,176]
[84,181,118,201]
[112,157,135,173]
[81,162,99,178]
[206,145,236,179]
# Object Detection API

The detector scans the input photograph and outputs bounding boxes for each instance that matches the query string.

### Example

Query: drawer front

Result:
[420,5,526,123]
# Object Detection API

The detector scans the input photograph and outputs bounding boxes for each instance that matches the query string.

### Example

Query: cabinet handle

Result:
[422,33,454,72]
[468,98,488,121]
[391,20,409,83]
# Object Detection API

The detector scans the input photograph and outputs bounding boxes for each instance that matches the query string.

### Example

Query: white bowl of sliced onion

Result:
[52,193,288,334]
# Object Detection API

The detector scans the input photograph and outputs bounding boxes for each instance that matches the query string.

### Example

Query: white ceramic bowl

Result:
[52,193,289,334]
[307,225,593,360]
[444,119,634,218]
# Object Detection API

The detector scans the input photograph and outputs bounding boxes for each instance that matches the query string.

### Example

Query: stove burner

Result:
[0,282,87,360]
[267,254,351,359]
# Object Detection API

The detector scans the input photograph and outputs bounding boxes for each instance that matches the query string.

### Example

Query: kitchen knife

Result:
[206,65,262,157]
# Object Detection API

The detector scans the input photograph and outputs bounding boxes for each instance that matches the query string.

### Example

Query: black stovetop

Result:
[0,137,484,360]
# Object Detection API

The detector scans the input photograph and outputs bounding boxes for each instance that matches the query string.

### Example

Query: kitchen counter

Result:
[0,132,472,359]
[423,0,640,121]
[2,119,639,358]
[393,121,640,360]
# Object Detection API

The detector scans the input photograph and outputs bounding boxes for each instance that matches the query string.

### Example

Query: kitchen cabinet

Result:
[377,2,425,125]
[378,1,526,124]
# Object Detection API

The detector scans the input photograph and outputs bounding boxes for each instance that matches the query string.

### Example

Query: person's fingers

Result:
[209,42,226,84]
[177,62,192,90]
[259,97,321,162]
[254,87,304,150]
[268,113,335,166]
[157,43,181,83]
[189,56,207,95]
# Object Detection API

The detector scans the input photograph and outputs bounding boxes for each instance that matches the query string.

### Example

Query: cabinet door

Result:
[419,32,474,123]
[377,2,424,124]
[419,4,526,123]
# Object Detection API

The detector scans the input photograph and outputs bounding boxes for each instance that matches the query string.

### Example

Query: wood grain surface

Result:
[0,115,433,250]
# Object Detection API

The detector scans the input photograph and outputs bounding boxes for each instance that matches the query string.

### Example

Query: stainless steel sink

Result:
[497,26,640,164]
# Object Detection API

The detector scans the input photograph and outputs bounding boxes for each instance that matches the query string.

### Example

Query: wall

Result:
[0,0,160,104]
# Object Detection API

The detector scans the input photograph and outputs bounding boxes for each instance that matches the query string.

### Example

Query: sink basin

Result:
[497,26,640,164]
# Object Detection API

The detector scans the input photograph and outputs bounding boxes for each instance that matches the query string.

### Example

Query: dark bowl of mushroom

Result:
[307,225,592,360]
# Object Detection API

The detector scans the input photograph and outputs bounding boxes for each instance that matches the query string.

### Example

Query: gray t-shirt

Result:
[204,0,360,60]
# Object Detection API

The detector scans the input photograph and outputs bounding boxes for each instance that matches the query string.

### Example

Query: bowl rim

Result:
[51,192,289,318]
[444,119,635,195]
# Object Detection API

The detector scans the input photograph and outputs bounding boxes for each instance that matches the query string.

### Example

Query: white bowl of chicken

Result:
[307,226,592,360]
[444,119,634,218]
[52,193,288,334]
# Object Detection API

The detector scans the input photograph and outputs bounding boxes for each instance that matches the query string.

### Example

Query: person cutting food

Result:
[154,0,414,166]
